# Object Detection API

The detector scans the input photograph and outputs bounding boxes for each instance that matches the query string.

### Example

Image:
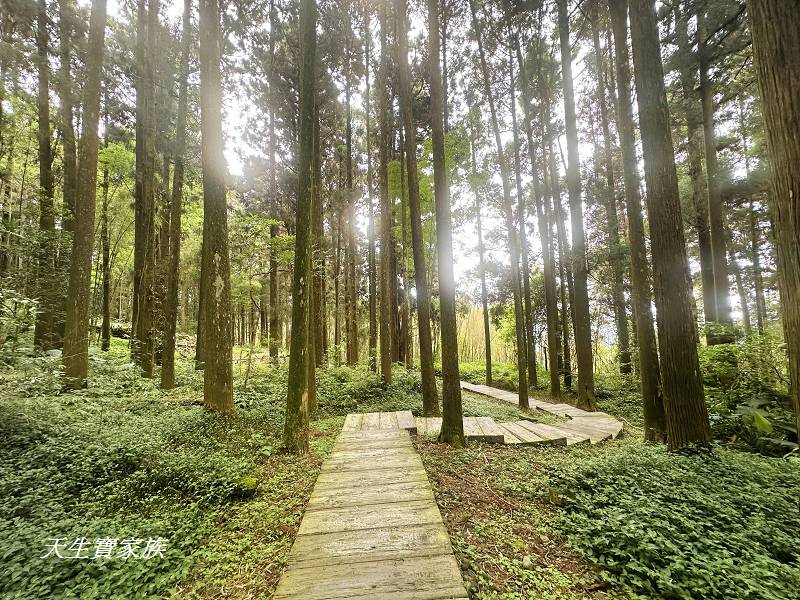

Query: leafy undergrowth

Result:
[417,431,800,600]
[549,444,800,599]
[0,339,418,599]
[415,439,621,600]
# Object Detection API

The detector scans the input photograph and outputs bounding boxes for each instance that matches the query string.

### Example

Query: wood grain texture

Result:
[273,428,467,599]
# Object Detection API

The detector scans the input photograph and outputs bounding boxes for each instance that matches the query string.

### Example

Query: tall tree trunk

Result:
[312,108,325,367]
[427,0,462,443]
[377,6,393,385]
[509,41,537,389]
[34,0,56,351]
[267,0,280,362]
[609,0,665,441]
[284,0,317,452]
[396,0,438,413]
[56,0,77,342]
[749,200,767,334]
[629,0,710,450]
[469,0,528,408]
[469,129,492,386]
[132,0,158,376]
[591,3,630,375]
[729,244,752,334]
[62,0,107,388]
[334,211,342,364]
[550,142,573,390]
[674,3,715,326]
[399,128,412,369]
[161,0,190,390]
[558,0,596,410]
[748,0,800,441]
[344,45,358,365]
[100,100,111,352]
[697,8,732,336]
[515,33,560,398]
[198,0,233,412]
[364,3,377,372]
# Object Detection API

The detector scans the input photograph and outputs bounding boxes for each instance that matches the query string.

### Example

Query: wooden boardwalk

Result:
[460,381,624,445]
[273,428,468,600]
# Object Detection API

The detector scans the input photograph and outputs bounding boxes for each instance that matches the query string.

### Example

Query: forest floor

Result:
[1,337,798,599]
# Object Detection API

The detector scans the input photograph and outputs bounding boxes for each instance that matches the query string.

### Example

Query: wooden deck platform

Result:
[273,429,468,600]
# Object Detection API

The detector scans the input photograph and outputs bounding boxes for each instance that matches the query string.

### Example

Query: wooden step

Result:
[514,421,571,446]
[497,421,549,445]
[556,421,613,443]
[395,410,417,434]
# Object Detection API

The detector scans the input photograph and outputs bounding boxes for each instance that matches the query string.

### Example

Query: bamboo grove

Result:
[1,0,798,453]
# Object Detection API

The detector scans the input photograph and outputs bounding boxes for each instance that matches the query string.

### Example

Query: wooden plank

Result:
[315,466,429,490]
[306,480,434,511]
[342,413,363,432]
[498,421,547,444]
[273,553,467,600]
[298,500,443,536]
[415,417,442,437]
[462,417,483,440]
[362,412,382,430]
[379,411,399,430]
[334,437,411,452]
[496,422,531,444]
[524,421,589,446]
[570,411,613,419]
[395,410,417,433]
[321,454,421,474]
[287,523,454,568]
[558,421,614,442]
[536,403,575,417]
[516,421,572,446]
[338,430,408,442]
[473,416,506,444]
[568,416,623,436]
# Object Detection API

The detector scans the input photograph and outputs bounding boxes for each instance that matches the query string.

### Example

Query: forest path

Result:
[273,428,468,600]
[460,381,624,445]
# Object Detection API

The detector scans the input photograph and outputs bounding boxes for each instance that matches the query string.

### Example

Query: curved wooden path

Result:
[460,381,623,445]
[273,428,468,600]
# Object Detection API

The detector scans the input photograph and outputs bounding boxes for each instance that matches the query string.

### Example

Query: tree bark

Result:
[34,0,57,351]
[198,0,234,412]
[344,43,358,365]
[267,0,280,362]
[312,107,325,367]
[284,0,317,452]
[395,0,438,413]
[591,3,630,375]
[161,0,190,390]
[509,41,537,389]
[364,3,377,372]
[469,0,528,408]
[674,3,715,326]
[427,0,462,444]
[558,0,596,410]
[377,6,393,385]
[62,0,107,388]
[629,0,710,449]
[698,8,733,334]
[100,100,111,352]
[748,0,800,442]
[609,0,665,441]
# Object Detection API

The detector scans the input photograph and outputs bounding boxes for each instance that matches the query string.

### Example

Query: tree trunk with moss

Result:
[284,0,317,452]
[198,0,234,413]
[62,0,107,388]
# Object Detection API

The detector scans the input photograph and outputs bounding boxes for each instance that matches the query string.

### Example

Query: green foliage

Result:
[0,340,271,599]
[699,333,796,454]
[548,444,800,599]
